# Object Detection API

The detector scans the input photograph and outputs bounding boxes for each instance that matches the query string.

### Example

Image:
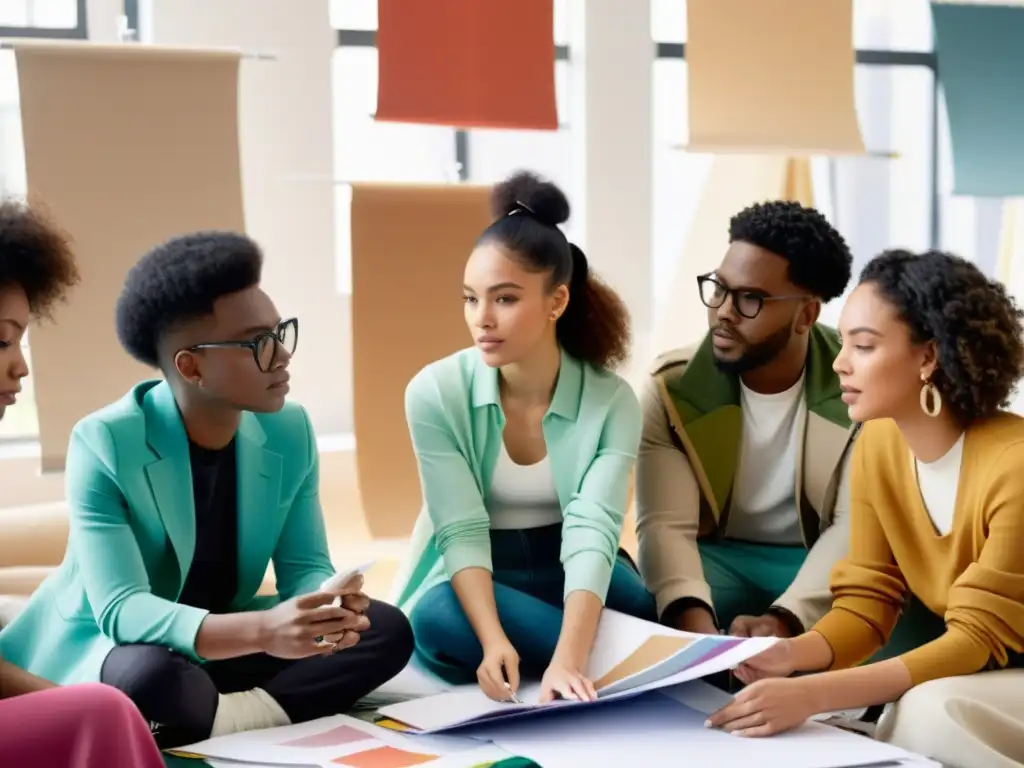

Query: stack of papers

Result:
[169,715,508,767]
[170,608,942,768]
[460,681,943,768]
[379,609,776,733]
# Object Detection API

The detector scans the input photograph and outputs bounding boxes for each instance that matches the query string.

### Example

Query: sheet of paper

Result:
[469,689,926,768]
[380,633,777,733]
[596,634,747,695]
[174,714,501,767]
[583,608,690,679]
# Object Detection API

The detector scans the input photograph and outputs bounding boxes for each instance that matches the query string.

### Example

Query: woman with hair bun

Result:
[391,171,656,704]
[706,249,1024,768]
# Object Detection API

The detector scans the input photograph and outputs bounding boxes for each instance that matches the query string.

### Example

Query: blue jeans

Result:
[410,524,657,684]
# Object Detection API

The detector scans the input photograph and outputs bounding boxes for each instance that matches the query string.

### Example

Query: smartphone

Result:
[320,560,376,594]
[314,561,376,645]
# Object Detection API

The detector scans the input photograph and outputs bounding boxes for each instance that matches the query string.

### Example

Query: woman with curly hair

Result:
[391,170,655,705]
[706,249,1024,768]
[0,198,166,767]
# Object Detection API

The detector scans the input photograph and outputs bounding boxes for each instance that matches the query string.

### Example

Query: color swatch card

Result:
[378,609,777,733]
[170,714,509,768]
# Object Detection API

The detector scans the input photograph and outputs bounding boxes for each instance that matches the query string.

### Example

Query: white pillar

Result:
[142,0,350,435]
[85,0,123,42]
[569,0,654,378]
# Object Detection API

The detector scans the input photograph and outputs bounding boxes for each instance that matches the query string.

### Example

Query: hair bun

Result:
[491,170,570,228]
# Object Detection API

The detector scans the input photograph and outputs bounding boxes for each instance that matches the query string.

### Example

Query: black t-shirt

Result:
[177,439,239,614]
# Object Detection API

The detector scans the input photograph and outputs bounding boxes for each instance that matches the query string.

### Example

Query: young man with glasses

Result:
[635,201,858,645]
[0,231,413,748]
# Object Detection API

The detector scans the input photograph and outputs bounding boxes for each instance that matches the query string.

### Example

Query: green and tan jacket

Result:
[634,324,859,632]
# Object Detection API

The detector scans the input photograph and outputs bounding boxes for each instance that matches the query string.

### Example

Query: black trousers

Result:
[100,599,414,748]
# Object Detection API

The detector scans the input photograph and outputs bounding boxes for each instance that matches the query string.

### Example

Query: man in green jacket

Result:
[636,200,857,640]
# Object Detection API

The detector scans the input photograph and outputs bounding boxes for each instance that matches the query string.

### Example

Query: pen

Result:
[501,664,522,704]
[720,628,737,693]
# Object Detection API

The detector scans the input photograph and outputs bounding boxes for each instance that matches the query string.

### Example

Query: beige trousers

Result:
[876,669,1024,768]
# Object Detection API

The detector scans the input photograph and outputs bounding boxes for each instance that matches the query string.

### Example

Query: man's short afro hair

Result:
[0,198,80,318]
[115,231,263,368]
[729,200,853,302]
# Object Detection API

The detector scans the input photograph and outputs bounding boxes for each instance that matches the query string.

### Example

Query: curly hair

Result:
[478,170,631,370]
[0,198,79,318]
[115,231,263,368]
[729,200,852,301]
[860,248,1024,424]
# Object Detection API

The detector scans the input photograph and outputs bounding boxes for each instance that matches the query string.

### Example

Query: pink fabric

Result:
[0,682,165,768]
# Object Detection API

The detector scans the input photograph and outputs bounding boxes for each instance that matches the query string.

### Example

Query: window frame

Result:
[0,0,88,443]
[0,0,87,39]
[335,29,570,182]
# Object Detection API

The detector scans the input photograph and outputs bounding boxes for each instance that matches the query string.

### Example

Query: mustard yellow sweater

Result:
[812,414,1024,685]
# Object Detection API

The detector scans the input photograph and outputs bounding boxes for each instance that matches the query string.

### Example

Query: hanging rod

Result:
[0,40,276,60]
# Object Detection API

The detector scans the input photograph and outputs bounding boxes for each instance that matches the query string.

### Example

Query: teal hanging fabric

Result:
[933,2,1024,197]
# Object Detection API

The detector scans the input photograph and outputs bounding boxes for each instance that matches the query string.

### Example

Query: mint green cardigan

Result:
[389,346,642,615]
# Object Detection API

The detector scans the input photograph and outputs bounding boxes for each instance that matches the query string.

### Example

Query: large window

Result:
[651,60,936,326]
[651,0,934,50]
[651,0,1003,329]
[0,0,86,441]
[0,0,82,31]
[330,0,574,290]
[330,0,571,185]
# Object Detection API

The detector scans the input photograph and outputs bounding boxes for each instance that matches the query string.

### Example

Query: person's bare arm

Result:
[194,591,364,662]
[554,590,603,671]
[0,658,55,700]
[635,376,717,633]
[450,567,506,648]
[193,612,266,660]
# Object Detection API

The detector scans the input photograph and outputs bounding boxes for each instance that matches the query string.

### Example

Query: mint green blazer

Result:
[0,380,335,685]
[388,347,642,615]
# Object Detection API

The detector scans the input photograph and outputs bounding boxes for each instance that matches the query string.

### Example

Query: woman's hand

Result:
[539,659,597,704]
[705,677,819,737]
[733,637,797,685]
[478,637,520,702]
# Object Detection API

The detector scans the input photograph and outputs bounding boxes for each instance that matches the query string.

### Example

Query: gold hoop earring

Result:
[920,380,942,417]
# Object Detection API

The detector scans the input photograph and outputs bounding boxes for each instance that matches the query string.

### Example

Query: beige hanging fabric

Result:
[686,0,865,155]
[349,183,493,538]
[14,41,246,472]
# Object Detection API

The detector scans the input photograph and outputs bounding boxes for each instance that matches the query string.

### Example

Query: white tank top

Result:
[488,443,563,530]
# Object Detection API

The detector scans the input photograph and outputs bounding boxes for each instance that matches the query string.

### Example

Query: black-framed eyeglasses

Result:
[697,274,811,320]
[187,317,298,372]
